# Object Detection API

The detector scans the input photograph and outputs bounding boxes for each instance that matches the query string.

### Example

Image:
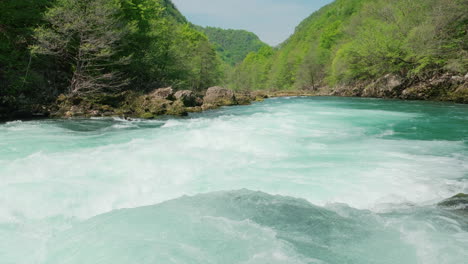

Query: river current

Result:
[1,97,467,263]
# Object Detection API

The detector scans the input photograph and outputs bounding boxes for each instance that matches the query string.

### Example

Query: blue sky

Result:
[172,0,334,46]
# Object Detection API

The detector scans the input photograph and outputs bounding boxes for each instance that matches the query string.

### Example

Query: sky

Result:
[171,0,334,46]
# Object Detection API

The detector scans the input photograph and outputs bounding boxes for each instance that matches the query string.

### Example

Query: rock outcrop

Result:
[362,74,404,98]
[202,86,237,109]
[47,87,270,120]
[318,72,468,103]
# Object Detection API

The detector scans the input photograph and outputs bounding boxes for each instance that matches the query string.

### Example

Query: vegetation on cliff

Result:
[231,0,467,94]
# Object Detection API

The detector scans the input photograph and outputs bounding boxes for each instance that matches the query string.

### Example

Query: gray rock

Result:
[203,86,237,107]
[362,74,403,98]
[149,87,174,100]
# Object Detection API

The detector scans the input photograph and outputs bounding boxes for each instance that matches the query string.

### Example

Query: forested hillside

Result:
[231,0,467,100]
[1,0,467,120]
[1,0,222,115]
[197,26,269,66]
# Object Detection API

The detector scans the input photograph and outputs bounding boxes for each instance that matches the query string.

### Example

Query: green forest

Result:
[231,0,467,91]
[1,0,467,118]
[197,26,268,66]
[1,0,225,107]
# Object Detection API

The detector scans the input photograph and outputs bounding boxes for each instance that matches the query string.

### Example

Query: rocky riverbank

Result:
[49,87,269,119]
[1,72,467,122]
[314,73,468,103]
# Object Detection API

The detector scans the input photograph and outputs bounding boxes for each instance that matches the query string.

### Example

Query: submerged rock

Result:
[437,193,468,212]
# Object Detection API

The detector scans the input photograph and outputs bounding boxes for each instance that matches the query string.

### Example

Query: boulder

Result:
[438,193,468,212]
[202,86,237,108]
[149,87,174,100]
[174,90,199,107]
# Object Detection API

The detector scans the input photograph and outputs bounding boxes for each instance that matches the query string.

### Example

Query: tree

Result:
[33,0,130,95]
[0,0,52,97]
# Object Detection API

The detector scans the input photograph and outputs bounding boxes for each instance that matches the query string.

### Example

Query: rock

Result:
[235,92,254,105]
[251,91,269,101]
[186,106,203,113]
[400,83,432,100]
[195,97,204,106]
[438,193,468,212]
[64,105,85,117]
[140,112,155,119]
[166,100,188,116]
[149,87,174,100]
[362,74,403,98]
[202,86,237,107]
[451,75,464,83]
[450,83,468,103]
[90,93,126,107]
[174,90,198,107]
[89,110,102,116]
[56,94,67,103]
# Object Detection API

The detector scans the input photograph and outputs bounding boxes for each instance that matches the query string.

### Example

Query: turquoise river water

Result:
[1,97,467,263]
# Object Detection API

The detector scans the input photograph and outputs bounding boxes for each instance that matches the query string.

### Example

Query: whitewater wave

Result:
[41,190,468,264]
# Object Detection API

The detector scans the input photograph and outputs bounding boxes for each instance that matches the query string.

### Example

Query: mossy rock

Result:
[438,193,468,210]
[139,112,156,119]
[234,93,253,105]
[186,106,203,113]
[166,100,188,116]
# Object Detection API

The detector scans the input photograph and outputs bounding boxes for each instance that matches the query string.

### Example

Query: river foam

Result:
[1,97,467,263]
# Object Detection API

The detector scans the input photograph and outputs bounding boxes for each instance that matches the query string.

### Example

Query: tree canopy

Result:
[231,0,468,91]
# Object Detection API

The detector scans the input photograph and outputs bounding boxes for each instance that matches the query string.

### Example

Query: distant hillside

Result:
[197,26,269,66]
[231,0,467,101]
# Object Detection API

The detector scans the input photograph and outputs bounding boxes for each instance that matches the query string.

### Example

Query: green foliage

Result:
[230,46,274,90]
[233,0,468,90]
[0,0,53,98]
[33,0,130,95]
[1,0,223,102]
[198,26,269,66]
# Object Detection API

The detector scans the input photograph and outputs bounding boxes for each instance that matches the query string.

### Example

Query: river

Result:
[1,97,467,263]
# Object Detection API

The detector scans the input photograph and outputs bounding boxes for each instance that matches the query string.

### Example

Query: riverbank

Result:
[1,72,467,122]
[313,73,468,103]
